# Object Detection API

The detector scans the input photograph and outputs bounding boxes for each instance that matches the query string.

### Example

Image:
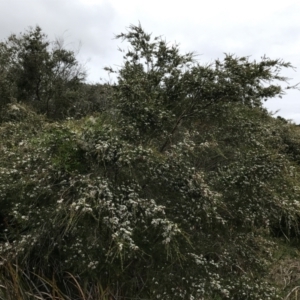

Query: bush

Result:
[1,24,300,299]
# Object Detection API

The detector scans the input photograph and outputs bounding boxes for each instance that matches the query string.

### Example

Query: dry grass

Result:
[269,258,300,299]
[0,262,114,300]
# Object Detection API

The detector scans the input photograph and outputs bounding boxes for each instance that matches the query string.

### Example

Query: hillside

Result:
[1,24,300,300]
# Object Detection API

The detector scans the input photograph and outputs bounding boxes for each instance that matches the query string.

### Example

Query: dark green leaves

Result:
[112,24,294,152]
[0,26,86,119]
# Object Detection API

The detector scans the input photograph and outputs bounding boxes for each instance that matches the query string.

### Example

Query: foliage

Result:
[1,24,300,299]
[0,26,86,119]
[109,24,292,149]
[70,83,114,118]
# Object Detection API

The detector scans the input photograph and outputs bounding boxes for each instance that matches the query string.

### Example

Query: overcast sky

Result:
[1,0,300,122]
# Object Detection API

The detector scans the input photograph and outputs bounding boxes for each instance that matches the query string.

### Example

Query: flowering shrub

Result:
[1,24,300,299]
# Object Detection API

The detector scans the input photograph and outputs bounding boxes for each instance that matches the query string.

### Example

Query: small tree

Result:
[111,24,293,151]
[0,26,86,119]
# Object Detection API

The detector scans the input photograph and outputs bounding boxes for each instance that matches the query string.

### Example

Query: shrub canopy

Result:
[1,24,300,299]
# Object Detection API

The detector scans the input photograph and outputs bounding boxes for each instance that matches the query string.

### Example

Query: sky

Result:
[1,0,300,123]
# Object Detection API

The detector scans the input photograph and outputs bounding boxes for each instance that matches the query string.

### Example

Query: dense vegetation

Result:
[1,24,300,299]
